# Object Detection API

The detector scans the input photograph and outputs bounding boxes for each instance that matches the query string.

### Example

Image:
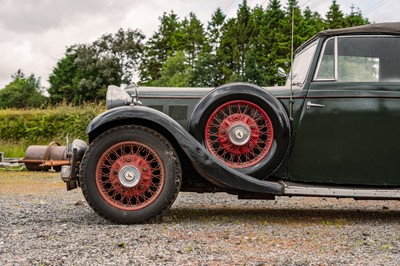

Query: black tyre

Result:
[80,125,182,224]
[189,83,290,179]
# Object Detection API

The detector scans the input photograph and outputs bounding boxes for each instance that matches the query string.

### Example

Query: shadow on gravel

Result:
[18,207,399,226]
[165,207,400,225]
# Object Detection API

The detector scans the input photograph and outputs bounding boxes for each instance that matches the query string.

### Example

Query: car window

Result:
[315,38,335,80]
[337,37,380,82]
[286,40,318,86]
[315,36,400,82]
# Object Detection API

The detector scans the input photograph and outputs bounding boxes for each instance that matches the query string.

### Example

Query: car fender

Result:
[189,82,291,178]
[86,105,283,195]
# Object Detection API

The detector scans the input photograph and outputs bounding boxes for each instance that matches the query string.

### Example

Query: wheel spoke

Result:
[96,141,165,211]
[205,100,274,168]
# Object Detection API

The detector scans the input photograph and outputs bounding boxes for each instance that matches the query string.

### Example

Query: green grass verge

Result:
[0,140,29,158]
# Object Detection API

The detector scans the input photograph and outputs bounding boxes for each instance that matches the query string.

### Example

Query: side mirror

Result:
[277,67,287,78]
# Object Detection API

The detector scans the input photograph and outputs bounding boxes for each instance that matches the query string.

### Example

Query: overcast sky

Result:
[0,0,397,89]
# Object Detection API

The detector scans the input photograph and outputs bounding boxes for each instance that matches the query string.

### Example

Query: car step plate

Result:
[281,181,400,199]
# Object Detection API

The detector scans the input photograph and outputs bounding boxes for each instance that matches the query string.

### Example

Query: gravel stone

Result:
[1,175,400,265]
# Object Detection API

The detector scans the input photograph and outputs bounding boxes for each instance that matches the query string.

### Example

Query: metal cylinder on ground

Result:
[23,142,67,171]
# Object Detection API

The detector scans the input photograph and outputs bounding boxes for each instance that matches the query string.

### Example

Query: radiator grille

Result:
[169,105,188,120]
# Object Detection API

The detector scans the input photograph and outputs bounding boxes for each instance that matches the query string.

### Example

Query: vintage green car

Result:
[62,22,400,223]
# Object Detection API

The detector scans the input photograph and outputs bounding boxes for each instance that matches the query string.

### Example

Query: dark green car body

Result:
[133,23,400,187]
[73,23,400,224]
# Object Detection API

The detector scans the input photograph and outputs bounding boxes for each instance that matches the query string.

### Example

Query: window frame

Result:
[314,36,337,81]
[313,35,400,83]
[286,40,319,86]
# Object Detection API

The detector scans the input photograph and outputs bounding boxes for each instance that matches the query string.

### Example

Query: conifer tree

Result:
[325,0,346,29]
[139,12,182,85]
[345,5,369,27]
[181,13,207,68]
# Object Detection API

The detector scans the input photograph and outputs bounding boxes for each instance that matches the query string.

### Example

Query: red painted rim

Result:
[96,141,164,211]
[205,100,273,168]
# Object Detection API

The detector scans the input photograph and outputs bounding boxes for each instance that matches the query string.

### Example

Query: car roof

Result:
[319,22,400,37]
[297,22,400,52]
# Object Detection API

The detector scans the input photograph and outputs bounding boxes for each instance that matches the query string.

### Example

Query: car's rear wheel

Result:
[80,125,181,224]
[189,83,290,179]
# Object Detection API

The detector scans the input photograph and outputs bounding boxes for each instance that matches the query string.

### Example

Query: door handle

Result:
[306,101,325,109]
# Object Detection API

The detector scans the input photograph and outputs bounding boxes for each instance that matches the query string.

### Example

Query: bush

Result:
[0,103,105,145]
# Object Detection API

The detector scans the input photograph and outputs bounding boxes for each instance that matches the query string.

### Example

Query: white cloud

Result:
[0,0,132,33]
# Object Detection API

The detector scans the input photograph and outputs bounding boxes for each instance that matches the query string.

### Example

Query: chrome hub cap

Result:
[118,166,141,188]
[229,124,251,146]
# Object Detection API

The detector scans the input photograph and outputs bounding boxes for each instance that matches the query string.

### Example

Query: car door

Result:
[289,35,400,186]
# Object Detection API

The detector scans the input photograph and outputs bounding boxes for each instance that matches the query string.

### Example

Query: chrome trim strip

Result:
[282,181,400,199]
[138,96,203,99]
[334,36,338,80]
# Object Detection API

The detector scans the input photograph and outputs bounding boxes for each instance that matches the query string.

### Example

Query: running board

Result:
[281,181,400,200]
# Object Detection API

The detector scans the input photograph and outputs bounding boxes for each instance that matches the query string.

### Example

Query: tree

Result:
[150,51,193,87]
[139,12,182,85]
[138,1,371,88]
[345,5,369,27]
[93,28,145,84]
[259,0,287,85]
[218,0,254,83]
[181,12,207,69]
[48,51,77,104]
[302,7,324,36]
[0,70,47,109]
[243,5,268,85]
[191,8,226,87]
[283,0,305,53]
[207,8,226,54]
[49,28,144,105]
[325,0,346,29]
[192,52,221,87]
[72,44,123,104]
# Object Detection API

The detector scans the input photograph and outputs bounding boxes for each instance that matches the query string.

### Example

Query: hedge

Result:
[0,104,105,144]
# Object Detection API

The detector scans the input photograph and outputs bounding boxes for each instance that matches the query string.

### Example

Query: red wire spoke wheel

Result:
[205,100,273,168]
[96,141,164,211]
[80,125,182,224]
[189,83,290,178]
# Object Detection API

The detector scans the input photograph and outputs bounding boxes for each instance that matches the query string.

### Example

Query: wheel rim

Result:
[205,100,274,168]
[96,141,165,211]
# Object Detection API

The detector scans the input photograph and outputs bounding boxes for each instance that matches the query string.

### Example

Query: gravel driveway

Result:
[1,172,400,265]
